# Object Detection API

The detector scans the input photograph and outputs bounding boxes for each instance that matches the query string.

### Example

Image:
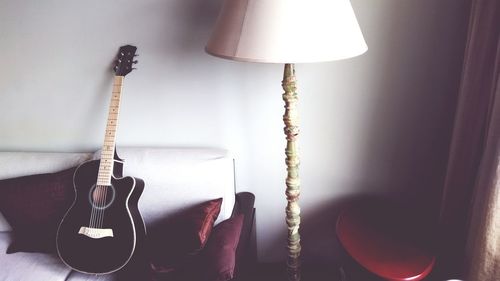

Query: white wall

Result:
[0,0,469,263]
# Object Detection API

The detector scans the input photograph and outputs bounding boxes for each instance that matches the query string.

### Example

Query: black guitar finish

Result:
[56,156,146,274]
[56,45,144,274]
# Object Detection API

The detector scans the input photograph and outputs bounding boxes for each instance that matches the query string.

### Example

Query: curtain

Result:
[438,0,499,280]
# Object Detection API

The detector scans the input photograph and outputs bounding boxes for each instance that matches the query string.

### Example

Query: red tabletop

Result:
[336,207,435,281]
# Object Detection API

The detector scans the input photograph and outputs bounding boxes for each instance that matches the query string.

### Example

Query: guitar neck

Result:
[97,76,124,186]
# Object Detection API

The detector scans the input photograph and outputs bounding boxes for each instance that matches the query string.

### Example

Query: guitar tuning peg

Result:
[133,60,138,64]
[132,67,137,70]
[134,54,139,57]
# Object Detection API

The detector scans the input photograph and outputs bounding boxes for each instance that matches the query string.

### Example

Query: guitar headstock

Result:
[113,45,138,76]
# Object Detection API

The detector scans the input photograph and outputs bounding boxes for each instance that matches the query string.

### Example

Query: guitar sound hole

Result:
[88,184,116,210]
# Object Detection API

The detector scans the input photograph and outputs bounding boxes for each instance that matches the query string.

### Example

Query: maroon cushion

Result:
[199,214,244,281]
[0,167,76,253]
[149,198,223,271]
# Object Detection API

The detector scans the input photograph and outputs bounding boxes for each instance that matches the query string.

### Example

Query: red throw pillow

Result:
[149,198,223,269]
[199,214,244,281]
[0,167,76,253]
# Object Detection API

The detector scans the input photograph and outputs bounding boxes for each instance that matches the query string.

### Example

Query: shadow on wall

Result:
[160,0,221,55]
[296,0,469,265]
[343,0,468,229]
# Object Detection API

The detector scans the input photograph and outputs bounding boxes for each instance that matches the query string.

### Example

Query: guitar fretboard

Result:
[97,76,124,186]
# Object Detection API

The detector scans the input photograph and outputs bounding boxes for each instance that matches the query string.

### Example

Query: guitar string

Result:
[84,73,124,233]
[94,165,105,230]
[91,78,122,231]
[90,185,96,229]
[100,182,110,228]
[100,185,108,228]
[97,79,120,229]
[98,184,105,229]
[94,185,101,230]
[89,185,96,230]
[93,184,103,230]
[92,166,111,230]
[95,161,109,230]
[99,185,106,228]
[96,185,102,229]
[92,185,100,230]
[102,183,110,228]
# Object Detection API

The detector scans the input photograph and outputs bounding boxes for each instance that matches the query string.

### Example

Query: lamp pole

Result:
[282,63,301,281]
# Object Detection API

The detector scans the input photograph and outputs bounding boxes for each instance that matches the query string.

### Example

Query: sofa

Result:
[0,147,255,281]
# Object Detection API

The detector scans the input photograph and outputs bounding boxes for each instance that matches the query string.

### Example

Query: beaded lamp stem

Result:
[282,63,301,281]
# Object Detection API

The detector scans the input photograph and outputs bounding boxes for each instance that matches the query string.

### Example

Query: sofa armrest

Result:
[232,192,256,280]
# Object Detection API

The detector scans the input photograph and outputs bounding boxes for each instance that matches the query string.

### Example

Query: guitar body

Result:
[56,157,146,274]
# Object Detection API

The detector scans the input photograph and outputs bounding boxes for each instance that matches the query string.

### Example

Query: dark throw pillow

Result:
[0,166,76,253]
[199,214,244,281]
[149,198,223,273]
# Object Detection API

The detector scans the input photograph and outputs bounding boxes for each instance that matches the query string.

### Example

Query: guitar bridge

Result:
[78,227,114,239]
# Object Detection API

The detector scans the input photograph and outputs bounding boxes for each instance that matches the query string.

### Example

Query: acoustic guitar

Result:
[56,45,146,274]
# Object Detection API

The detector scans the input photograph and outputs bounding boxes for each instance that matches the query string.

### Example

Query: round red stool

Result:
[336,203,435,281]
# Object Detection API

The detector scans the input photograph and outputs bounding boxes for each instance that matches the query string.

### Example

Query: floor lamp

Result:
[205,1,367,280]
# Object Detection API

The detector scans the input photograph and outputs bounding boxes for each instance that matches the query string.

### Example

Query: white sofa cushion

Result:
[103,147,235,226]
[0,232,72,281]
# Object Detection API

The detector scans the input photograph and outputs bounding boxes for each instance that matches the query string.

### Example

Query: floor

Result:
[239,263,344,281]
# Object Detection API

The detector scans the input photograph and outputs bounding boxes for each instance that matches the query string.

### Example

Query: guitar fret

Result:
[97,75,122,180]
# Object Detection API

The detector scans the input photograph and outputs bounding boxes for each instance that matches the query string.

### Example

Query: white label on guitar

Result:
[78,227,114,239]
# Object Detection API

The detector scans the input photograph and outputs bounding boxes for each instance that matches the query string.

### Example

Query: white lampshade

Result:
[206,0,368,63]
